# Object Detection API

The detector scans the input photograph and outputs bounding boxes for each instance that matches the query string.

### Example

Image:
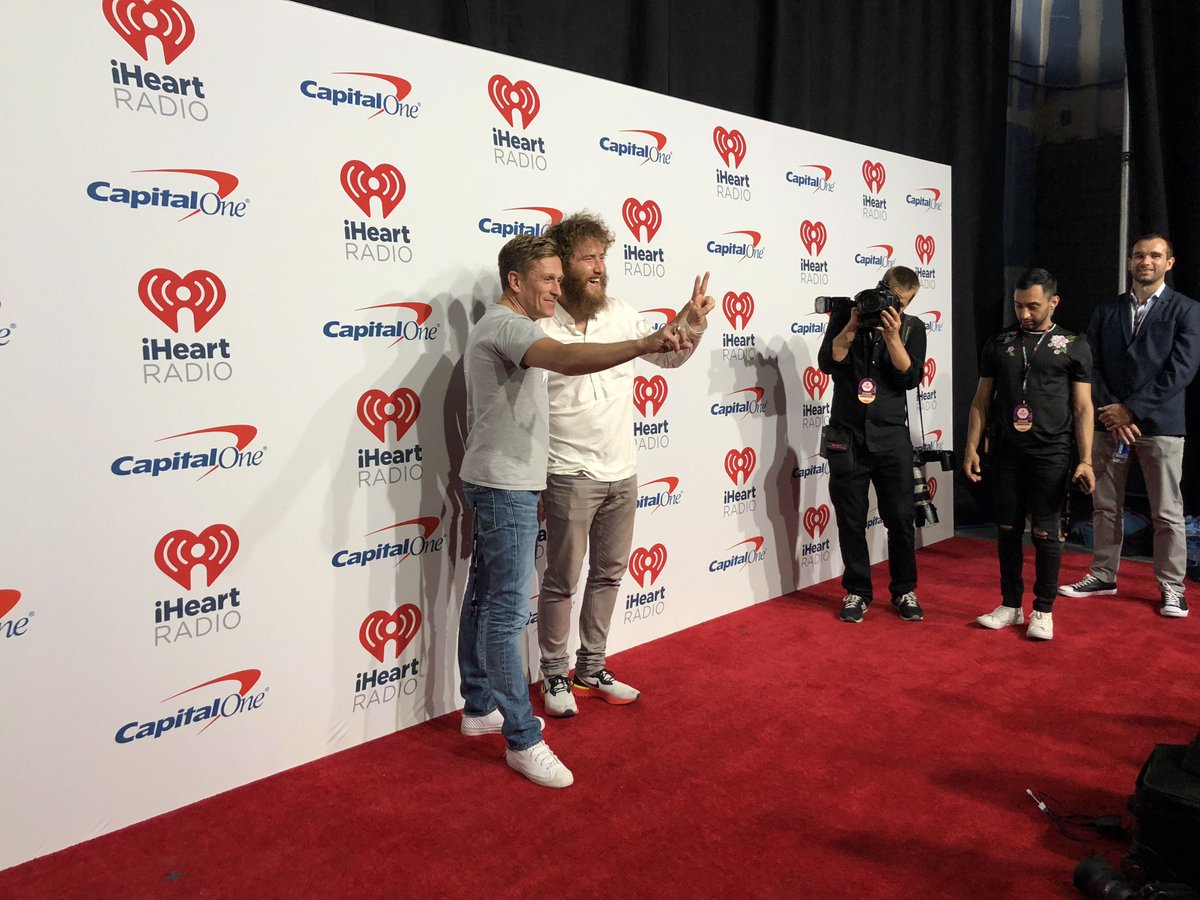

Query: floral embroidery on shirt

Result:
[1048,333,1074,355]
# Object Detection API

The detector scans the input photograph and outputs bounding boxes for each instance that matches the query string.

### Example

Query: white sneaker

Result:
[505,740,574,788]
[976,605,1023,629]
[461,709,544,736]
[1027,610,1054,640]
[571,668,640,705]
[541,674,578,718]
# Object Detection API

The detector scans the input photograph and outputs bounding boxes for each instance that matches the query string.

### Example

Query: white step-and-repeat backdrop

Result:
[0,0,952,868]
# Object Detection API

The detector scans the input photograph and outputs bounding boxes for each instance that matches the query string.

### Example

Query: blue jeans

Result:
[458,482,542,751]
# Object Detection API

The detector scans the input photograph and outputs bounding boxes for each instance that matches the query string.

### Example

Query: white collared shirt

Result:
[1130,285,1164,333]
[539,298,697,480]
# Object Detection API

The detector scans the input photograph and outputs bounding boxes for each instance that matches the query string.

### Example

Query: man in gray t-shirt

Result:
[457,234,685,789]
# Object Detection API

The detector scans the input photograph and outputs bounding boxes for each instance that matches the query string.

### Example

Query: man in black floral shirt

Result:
[962,268,1094,640]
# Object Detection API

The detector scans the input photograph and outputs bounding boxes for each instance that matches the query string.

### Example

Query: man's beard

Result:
[561,270,608,319]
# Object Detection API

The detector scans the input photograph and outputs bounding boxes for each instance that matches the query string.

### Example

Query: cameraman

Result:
[818,266,926,623]
[963,268,1094,640]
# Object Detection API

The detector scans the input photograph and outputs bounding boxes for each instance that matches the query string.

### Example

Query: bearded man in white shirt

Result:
[537,211,713,716]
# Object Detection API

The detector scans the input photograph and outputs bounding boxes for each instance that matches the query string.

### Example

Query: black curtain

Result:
[299,0,1012,522]
[1124,0,1200,513]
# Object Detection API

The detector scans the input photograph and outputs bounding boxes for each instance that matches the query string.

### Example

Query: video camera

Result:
[913,446,955,528]
[814,284,903,330]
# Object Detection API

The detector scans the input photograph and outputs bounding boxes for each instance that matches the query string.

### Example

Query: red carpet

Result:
[4,537,1198,899]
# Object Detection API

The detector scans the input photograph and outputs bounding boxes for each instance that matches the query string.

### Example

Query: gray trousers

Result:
[1090,431,1187,592]
[538,473,638,679]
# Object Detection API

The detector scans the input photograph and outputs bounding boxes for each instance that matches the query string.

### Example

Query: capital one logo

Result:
[139,268,224,332]
[633,375,668,417]
[724,448,756,485]
[155,524,238,589]
[622,198,662,243]
[922,358,936,388]
[713,126,747,168]
[862,160,886,194]
[723,291,754,330]
[915,234,936,265]
[800,220,827,257]
[628,544,667,587]
[803,367,830,399]
[104,0,195,65]
[358,388,420,442]
[0,590,20,619]
[359,604,421,663]
[488,74,540,129]
[341,160,405,218]
[803,504,830,539]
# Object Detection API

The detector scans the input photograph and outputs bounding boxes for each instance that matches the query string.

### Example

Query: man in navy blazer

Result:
[1060,234,1200,617]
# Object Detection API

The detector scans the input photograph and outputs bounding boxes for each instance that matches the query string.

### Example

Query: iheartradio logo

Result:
[803,504,830,540]
[633,375,668,417]
[861,160,886,194]
[800,220,827,257]
[722,291,754,330]
[155,524,238,590]
[139,268,224,333]
[927,477,938,501]
[358,388,420,442]
[622,198,662,243]
[915,234,936,265]
[724,448,757,485]
[488,75,540,129]
[104,0,195,65]
[340,160,405,218]
[713,126,747,168]
[802,367,830,399]
[359,604,421,663]
[921,359,936,388]
[628,544,667,587]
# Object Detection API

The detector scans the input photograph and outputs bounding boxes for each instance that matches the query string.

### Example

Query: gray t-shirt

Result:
[460,303,549,491]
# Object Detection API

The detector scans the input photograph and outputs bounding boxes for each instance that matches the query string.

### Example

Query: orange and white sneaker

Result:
[571,668,640,705]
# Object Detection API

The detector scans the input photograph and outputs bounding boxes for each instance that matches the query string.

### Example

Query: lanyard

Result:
[1019,324,1054,400]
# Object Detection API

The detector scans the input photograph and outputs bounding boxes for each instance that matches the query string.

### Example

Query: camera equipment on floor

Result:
[1073,736,1200,899]
[814,283,902,330]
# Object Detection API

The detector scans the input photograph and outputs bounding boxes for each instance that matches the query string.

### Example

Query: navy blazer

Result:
[1087,285,1200,436]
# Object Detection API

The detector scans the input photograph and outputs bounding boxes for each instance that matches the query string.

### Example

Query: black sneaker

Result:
[1058,574,1117,597]
[1160,588,1189,618]
[839,594,868,623]
[891,591,924,621]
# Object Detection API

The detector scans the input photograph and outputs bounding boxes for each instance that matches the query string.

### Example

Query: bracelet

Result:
[1078,461,1093,467]
[684,317,708,336]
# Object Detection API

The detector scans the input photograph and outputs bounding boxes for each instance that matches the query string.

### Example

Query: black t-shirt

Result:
[980,325,1092,459]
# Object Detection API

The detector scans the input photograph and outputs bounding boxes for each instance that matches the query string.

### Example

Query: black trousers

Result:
[828,441,916,602]
[993,447,1070,612]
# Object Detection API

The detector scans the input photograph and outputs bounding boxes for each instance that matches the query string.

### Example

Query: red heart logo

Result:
[358,388,421,442]
[633,375,668,417]
[861,160,886,193]
[103,0,196,64]
[800,220,827,256]
[803,504,830,539]
[155,524,239,590]
[628,544,668,587]
[340,160,406,218]
[359,604,422,663]
[922,359,936,387]
[802,367,830,399]
[915,234,936,265]
[927,477,938,501]
[138,268,225,333]
[487,74,540,129]
[724,448,757,485]
[713,126,747,168]
[621,198,663,243]
[722,291,755,330]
